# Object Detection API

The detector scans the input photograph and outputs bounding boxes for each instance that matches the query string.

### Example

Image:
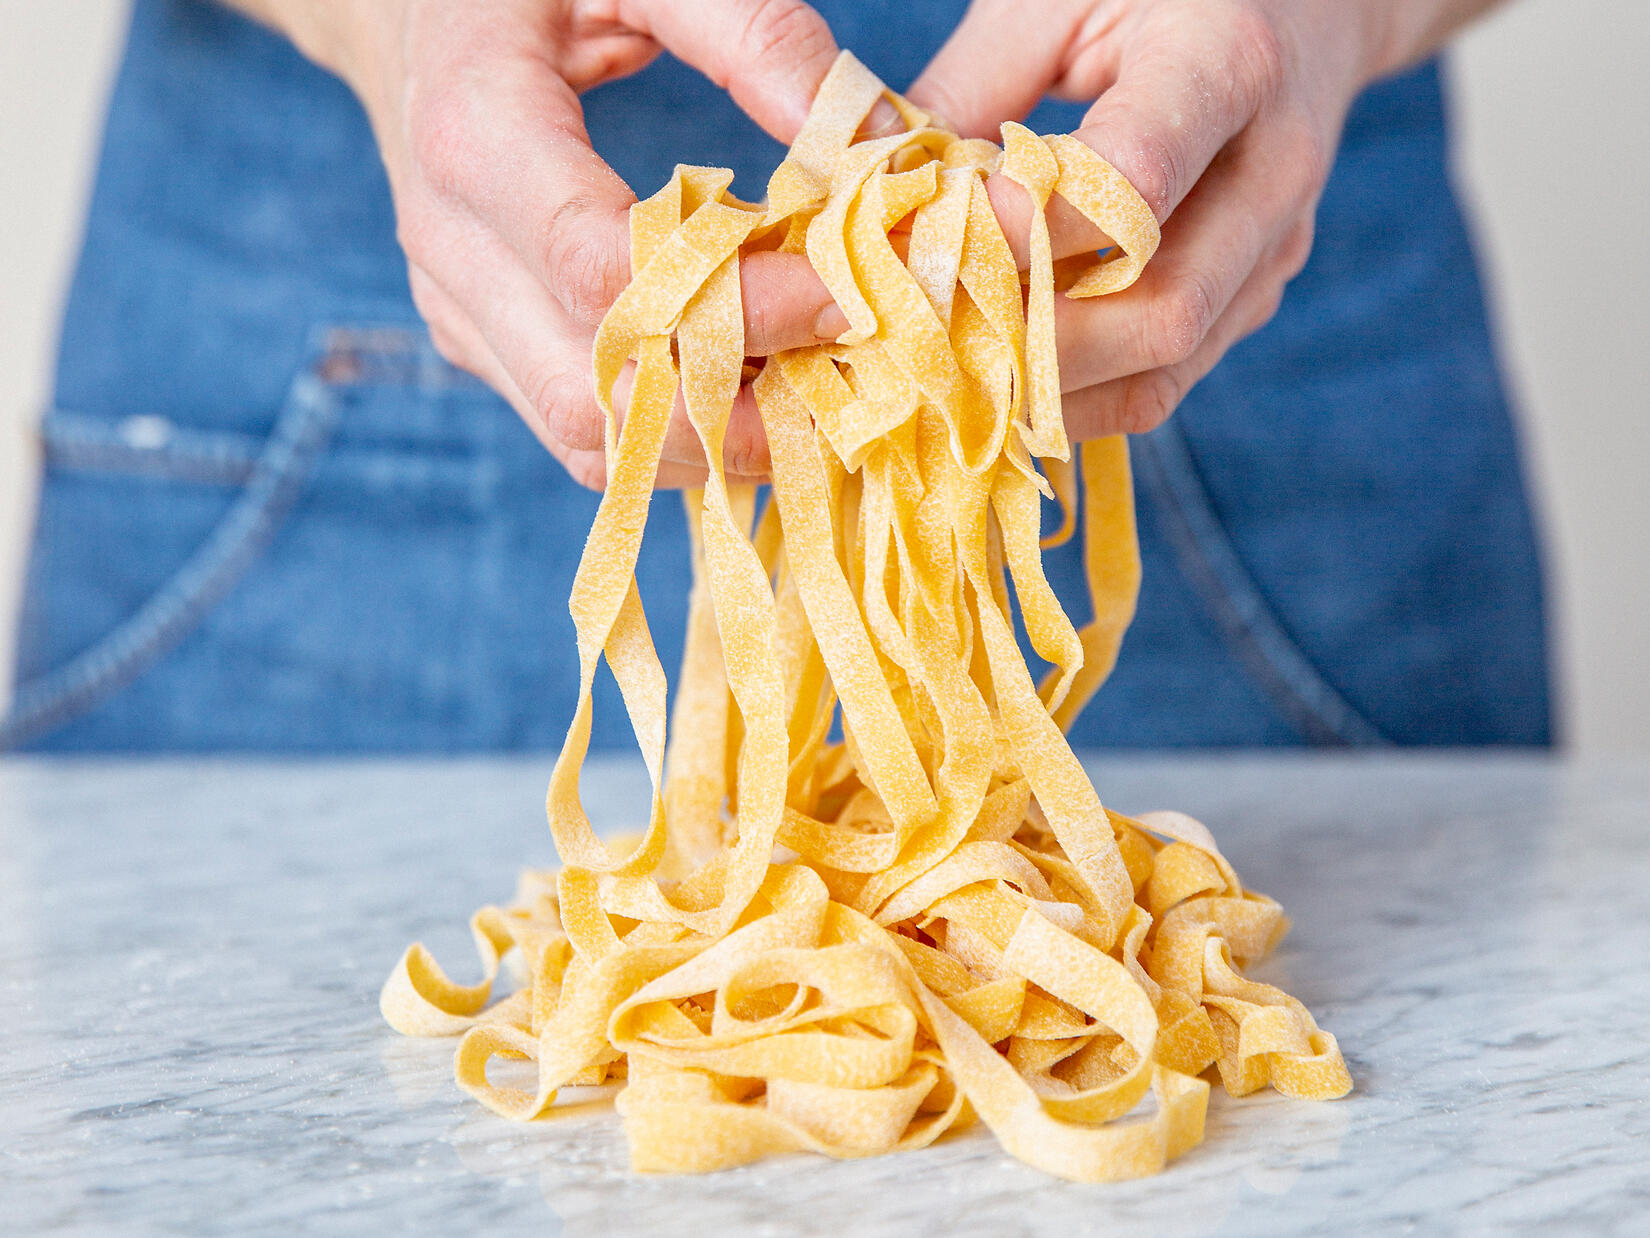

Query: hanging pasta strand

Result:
[382,51,1350,1184]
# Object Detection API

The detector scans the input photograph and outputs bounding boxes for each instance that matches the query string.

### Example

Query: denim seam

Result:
[1132,421,1391,747]
[1,367,340,750]
[41,410,262,486]
[313,324,487,394]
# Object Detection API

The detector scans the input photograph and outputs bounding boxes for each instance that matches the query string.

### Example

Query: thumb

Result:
[635,0,842,143]
[905,0,1081,139]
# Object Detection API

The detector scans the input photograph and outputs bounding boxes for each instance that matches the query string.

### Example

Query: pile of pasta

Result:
[383,53,1350,1182]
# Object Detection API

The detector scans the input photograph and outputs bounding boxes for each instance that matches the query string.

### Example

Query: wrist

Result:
[1363,0,1503,81]
[292,1,396,99]
[223,0,397,101]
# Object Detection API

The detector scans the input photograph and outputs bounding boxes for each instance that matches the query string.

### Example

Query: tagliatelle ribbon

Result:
[383,51,1350,1182]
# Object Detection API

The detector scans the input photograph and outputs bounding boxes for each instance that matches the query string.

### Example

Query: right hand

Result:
[251,0,850,489]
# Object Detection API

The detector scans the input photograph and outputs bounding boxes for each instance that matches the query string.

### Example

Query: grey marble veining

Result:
[2,755,1647,1236]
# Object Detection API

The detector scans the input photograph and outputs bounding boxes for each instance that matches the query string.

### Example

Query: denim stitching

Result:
[315,325,486,393]
[1132,421,1390,747]
[41,410,262,486]
[1,368,340,750]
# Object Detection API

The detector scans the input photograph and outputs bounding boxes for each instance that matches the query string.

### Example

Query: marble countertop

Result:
[2,754,1646,1236]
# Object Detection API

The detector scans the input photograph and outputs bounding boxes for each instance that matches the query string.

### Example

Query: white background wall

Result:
[2,1,1646,750]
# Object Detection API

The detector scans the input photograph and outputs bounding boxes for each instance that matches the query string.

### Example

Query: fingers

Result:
[555,450,741,494]
[404,49,638,329]
[410,145,803,485]
[1061,242,1296,441]
[910,0,1279,267]
[414,264,669,491]
[387,3,843,491]
[411,206,774,486]
[906,0,1086,138]
[612,363,774,479]
[983,174,1111,271]
[907,5,1327,440]
[415,264,760,493]
[410,256,604,467]
[741,252,851,353]
[633,0,842,142]
[1068,10,1285,227]
[423,201,613,443]
[405,26,845,357]
[1049,114,1320,392]
[950,10,1281,275]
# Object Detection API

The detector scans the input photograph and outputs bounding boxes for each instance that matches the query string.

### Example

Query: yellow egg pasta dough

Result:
[382,52,1351,1183]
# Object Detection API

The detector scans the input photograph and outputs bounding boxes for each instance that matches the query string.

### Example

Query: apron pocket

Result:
[3,352,340,750]
[6,321,506,751]
[1131,418,1391,747]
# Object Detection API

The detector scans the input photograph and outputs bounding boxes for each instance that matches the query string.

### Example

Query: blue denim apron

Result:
[5,0,1552,751]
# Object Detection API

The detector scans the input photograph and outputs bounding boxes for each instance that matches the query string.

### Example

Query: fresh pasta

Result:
[382,52,1351,1182]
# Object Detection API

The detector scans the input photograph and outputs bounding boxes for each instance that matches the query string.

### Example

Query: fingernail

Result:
[813,303,850,342]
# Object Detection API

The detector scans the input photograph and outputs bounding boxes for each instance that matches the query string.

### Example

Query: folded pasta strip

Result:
[383,52,1350,1183]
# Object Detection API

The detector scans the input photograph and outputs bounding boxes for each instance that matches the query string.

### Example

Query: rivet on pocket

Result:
[119,414,174,451]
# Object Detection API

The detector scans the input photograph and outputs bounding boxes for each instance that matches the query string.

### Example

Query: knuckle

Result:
[1227,4,1287,103]
[1283,122,1332,201]
[1073,116,1179,220]
[523,361,602,452]
[743,286,774,353]
[1126,127,1181,221]
[725,427,770,479]
[566,453,608,492]
[912,76,967,133]
[395,205,444,271]
[426,325,470,372]
[1280,217,1315,278]
[1118,370,1182,436]
[405,261,443,317]
[1256,282,1286,330]
[541,197,627,324]
[738,0,833,68]
[406,266,479,374]
[1146,272,1216,368]
[407,86,480,201]
[1237,278,1287,341]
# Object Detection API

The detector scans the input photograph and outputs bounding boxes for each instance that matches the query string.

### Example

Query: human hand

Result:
[908,0,1499,439]
[232,0,851,488]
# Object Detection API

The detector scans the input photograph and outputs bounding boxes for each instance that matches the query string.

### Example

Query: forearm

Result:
[1371,0,1512,78]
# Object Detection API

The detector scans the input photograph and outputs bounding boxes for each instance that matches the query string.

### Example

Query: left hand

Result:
[908,0,1498,439]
